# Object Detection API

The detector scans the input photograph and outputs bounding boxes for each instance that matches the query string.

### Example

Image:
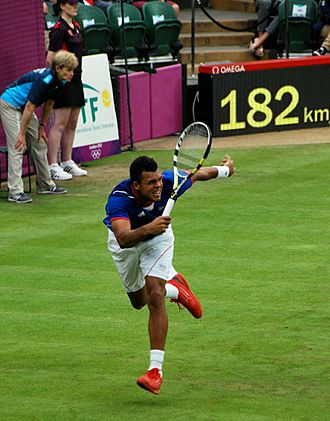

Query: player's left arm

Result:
[191,155,235,182]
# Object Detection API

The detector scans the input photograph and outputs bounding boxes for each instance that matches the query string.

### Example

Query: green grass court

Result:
[0,144,329,420]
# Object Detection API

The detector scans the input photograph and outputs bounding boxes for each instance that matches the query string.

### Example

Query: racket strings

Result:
[177,150,202,164]
[177,135,208,169]
[186,124,209,136]
[168,122,212,206]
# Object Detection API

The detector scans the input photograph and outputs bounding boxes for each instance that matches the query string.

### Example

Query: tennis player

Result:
[103,155,234,395]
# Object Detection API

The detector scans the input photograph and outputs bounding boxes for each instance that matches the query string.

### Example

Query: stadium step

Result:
[209,0,255,14]
[178,1,278,74]
[180,17,255,33]
[180,31,253,48]
[181,45,275,68]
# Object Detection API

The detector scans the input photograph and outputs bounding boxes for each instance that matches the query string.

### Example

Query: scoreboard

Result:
[198,56,330,137]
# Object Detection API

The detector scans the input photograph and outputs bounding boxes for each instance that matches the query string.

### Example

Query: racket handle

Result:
[163,198,175,216]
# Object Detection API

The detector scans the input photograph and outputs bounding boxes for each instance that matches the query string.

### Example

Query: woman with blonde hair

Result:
[0,51,78,203]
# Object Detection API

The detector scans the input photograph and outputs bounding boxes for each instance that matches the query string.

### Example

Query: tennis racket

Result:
[162,121,212,216]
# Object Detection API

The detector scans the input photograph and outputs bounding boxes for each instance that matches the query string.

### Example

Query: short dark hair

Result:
[53,0,78,16]
[130,156,158,183]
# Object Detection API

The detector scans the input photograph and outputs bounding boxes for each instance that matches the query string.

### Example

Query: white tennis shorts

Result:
[107,226,177,293]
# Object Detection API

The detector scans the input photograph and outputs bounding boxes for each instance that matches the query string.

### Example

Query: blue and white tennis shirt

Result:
[103,170,193,233]
[0,67,66,110]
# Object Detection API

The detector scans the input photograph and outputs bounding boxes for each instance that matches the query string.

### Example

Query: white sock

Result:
[148,349,164,376]
[165,282,179,300]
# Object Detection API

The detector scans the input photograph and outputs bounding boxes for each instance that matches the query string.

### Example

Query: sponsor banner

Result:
[72,140,121,164]
[199,55,330,74]
[74,54,119,149]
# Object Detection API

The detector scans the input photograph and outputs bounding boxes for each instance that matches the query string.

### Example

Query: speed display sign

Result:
[198,56,330,137]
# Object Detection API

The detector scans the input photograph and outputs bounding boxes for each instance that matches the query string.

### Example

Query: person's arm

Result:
[15,101,37,152]
[111,217,171,248]
[38,99,54,143]
[191,155,235,182]
[46,23,65,66]
[46,50,56,67]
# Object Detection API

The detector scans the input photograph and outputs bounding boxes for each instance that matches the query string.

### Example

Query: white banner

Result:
[74,54,119,147]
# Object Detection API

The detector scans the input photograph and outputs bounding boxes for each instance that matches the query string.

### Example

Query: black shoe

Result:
[8,192,32,204]
[312,47,327,56]
[37,186,67,195]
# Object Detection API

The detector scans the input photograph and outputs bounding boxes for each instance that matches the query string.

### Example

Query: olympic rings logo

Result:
[91,148,102,160]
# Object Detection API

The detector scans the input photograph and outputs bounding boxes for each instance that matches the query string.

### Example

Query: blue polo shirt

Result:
[0,67,66,109]
[103,170,193,233]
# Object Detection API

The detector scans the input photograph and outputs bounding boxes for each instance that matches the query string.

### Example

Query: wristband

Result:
[213,165,230,178]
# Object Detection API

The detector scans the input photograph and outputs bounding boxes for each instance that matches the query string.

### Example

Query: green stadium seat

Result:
[107,3,149,61]
[142,1,182,58]
[278,0,319,54]
[75,4,112,56]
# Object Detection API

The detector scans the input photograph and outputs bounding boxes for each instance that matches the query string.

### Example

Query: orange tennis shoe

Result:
[137,368,162,395]
[168,273,202,319]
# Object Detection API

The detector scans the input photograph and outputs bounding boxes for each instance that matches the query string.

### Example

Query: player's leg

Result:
[167,272,203,319]
[136,275,167,395]
[127,274,168,351]
[145,275,168,350]
[139,228,202,318]
[127,285,148,309]
[136,231,175,394]
[108,230,166,394]
[107,230,146,303]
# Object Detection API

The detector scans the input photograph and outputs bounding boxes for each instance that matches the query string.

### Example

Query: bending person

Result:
[0,51,78,203]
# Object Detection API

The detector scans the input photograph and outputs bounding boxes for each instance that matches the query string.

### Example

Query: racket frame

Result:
[163,122,212,216]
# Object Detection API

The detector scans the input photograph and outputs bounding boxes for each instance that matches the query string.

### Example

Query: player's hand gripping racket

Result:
[162,121,212,216]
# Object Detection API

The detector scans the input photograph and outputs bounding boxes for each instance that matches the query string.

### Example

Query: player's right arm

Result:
[111,217,171,249]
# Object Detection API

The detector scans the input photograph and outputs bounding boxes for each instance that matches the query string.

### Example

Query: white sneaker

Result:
[49,163,73,180]
[61,160,87,177]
